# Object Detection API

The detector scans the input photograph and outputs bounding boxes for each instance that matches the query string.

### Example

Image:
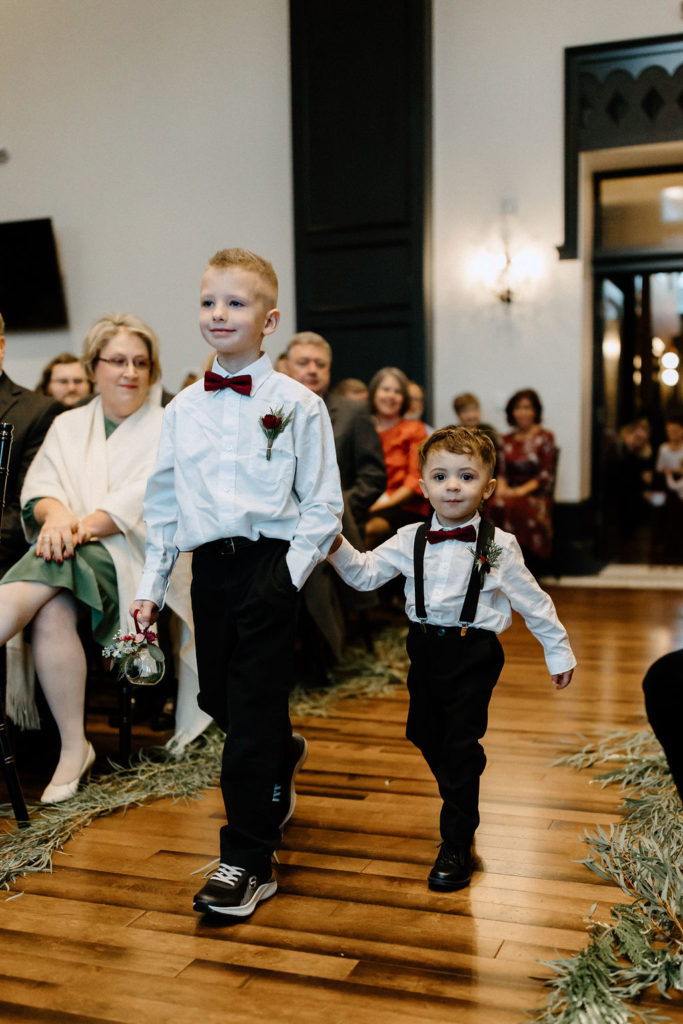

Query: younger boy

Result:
[328,426,575,891]
[131,248,343,919]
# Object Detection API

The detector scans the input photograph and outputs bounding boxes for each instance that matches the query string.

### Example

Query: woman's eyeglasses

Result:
[97,356,151,371]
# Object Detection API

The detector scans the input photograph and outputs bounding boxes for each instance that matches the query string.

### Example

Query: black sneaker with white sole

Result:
[278,732,308,828]
[193,861,277,917]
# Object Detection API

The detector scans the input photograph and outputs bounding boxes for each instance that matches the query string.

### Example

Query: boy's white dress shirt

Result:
[137,352,343,609]
[328,512,576,676]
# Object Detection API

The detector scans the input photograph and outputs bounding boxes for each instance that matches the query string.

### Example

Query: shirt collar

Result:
[429,510,481,532]
[209,352,273,395]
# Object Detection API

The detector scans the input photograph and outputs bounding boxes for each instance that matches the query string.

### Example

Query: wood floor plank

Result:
[2,587,682,1022]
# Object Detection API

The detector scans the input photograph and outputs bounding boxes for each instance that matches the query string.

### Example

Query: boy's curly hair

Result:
[418,425,496,476]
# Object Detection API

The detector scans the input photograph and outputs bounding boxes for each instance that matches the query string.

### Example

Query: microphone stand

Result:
[0,422,30,826]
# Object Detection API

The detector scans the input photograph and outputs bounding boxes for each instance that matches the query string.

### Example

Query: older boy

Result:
[328,426,575,891]
[132,248,343,919]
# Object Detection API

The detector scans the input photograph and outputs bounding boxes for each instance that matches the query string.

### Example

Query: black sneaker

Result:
[278,732,308,828]
[193,861,277,917]
[427,842,473,892]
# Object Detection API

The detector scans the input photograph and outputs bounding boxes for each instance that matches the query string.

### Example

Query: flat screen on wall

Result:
[0,218,68,330]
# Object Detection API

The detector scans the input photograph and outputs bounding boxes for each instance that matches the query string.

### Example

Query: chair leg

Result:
[0,718,30,827]
[118,681,132,763]
[357,611,375,653]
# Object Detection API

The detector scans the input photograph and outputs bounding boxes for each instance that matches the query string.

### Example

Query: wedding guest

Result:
[452,392,499,454]
[331,378,369,402]
[489,388,557,577]
[0,313,210,803]
[0,313,62,576]
[37,352,92,407]
[642,649,683,801]
[405,380,433,435]
[365,366,429,548]
[285,332,385,682]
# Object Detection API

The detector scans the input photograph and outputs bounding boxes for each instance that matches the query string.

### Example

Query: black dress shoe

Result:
[428,842,473,891]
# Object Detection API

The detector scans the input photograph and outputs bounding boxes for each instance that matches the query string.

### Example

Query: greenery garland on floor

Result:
[0,625,408,890]
[531,730,683,1024]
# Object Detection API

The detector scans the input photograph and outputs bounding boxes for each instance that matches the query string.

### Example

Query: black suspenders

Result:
[413,519,495,635]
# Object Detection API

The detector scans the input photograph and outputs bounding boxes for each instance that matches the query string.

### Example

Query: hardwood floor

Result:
[2,587,683,1023]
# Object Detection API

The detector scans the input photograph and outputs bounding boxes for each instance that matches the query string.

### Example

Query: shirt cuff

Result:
[135,570,170,611]
[285,548,319,590]
[545,650,577,675]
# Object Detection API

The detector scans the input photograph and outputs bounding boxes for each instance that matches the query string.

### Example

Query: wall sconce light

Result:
[466,202,546,306]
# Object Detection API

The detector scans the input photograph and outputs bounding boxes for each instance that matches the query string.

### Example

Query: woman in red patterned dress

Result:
[489,388,557,577]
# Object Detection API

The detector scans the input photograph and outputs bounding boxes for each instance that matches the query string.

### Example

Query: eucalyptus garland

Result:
[0,624,408,890]
[531,731,683,1024]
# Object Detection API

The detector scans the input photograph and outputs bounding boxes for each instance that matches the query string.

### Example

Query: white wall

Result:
[432,0,682,500]
[0,0,294,394]
[3,0,683,501]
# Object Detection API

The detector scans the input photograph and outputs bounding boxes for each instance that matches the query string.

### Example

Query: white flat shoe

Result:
[40,742,96,804]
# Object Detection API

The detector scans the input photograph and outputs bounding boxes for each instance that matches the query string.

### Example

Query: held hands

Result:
[129,599,160,629]
[328,534,343,555]
[551,668,573,690]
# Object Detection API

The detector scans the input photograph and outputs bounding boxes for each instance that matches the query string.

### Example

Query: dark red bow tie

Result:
[204,371,252,395]
[426,525,477,544]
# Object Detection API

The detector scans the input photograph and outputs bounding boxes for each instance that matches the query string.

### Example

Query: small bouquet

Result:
[102,611,165,686]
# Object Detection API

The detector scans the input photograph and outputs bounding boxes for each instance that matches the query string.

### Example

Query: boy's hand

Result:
[129,599,159,629]
[551,668,573,690]
[328,534,343,555]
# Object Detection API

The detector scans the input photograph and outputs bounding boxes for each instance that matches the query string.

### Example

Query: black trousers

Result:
[191,537,299,869]
[405,623,504,845]
[642,649,683,801]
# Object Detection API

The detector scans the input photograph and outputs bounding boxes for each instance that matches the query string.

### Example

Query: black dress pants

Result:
[191,537,299,868]
[642,649,683,801]
[406,623,504,845]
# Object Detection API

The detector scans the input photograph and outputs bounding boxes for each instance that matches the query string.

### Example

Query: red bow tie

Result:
[204,371,252,395]
[425,525,477,544]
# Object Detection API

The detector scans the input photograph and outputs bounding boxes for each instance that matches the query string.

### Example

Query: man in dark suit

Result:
[284,332,386,683]
[0,312,62,576]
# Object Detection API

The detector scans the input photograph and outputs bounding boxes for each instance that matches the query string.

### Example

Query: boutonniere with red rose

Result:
[259,406,294,460]
[469,536,503,589]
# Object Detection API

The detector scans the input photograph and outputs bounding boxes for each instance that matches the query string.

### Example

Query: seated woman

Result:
[0,313,210,803]
[36,352,93,407]
[364,366,429,548]
[489,388,557,576]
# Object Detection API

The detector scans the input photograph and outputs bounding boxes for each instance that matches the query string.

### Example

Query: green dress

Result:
[0,418,121,645]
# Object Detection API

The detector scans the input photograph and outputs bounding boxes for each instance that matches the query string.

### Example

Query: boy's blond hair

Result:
[0,311,4,335]
[419,425,496,476]
[208,248,278,308]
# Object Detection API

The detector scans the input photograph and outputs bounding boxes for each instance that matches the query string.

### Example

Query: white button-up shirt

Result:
[328,512,576,675]
[136,352,343,608]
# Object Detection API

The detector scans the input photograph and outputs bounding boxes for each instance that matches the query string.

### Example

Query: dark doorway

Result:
[593,167,683,566]
[594,270,683,564]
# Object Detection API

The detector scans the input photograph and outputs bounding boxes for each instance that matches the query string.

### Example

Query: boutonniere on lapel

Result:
[469,536,503,589]
[259,406,294,460]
